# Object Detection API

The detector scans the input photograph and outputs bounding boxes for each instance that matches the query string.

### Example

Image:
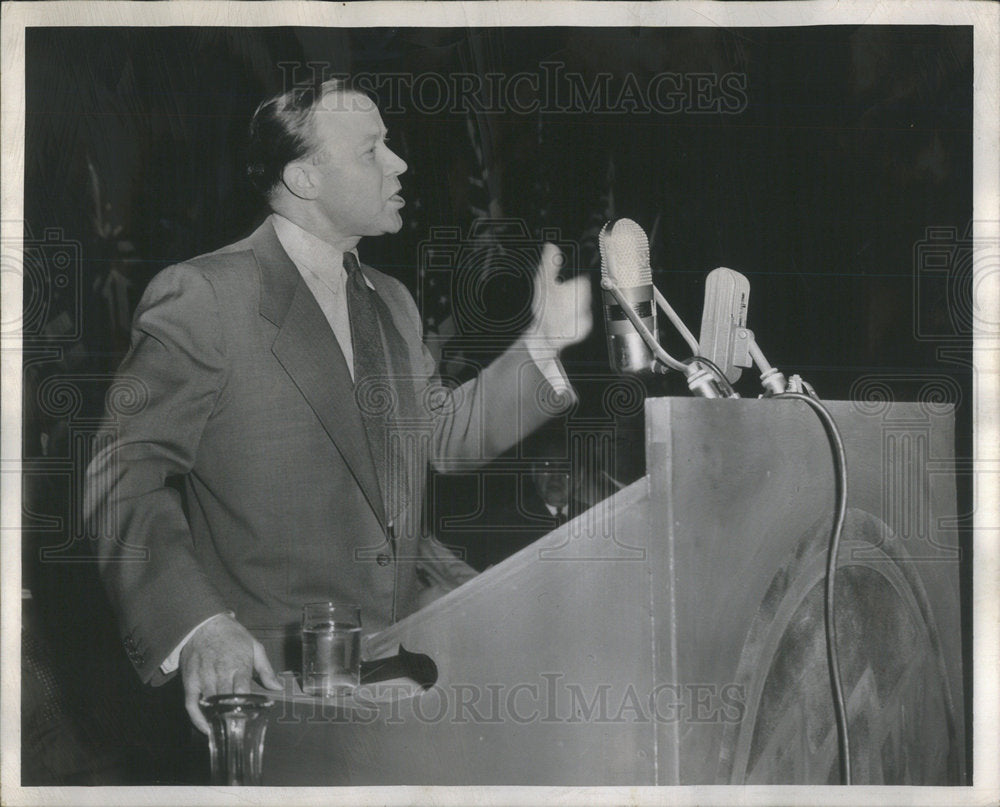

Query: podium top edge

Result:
[643,396,956,415]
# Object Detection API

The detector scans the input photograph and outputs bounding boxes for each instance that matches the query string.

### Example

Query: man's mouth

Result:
[388,193,405,206]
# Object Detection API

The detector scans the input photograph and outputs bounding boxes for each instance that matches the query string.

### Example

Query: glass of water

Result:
[301,602,361,697]
[199,693,274,785]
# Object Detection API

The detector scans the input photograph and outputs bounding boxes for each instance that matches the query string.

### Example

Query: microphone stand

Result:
[601,277,731,398]
[743,333,817,397]
[603,278,816,400]
[653,287,700,355]
[745,334,787,396]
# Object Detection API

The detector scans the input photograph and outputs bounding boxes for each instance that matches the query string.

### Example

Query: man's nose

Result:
[384,147,407,176]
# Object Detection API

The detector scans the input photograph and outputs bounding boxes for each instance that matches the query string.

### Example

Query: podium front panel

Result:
[260,398,964,786]
[647,398,963,784]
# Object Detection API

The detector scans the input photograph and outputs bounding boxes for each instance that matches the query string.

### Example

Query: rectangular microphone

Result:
[698,267,752,384]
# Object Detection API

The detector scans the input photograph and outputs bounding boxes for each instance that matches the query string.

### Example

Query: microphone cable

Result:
[772,391,852,785]
[684,355,853,782]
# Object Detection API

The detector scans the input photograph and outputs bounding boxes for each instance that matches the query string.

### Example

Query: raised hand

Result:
[528,242,593,353]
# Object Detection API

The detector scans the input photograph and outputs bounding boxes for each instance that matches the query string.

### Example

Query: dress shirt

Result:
[272,213,374,378]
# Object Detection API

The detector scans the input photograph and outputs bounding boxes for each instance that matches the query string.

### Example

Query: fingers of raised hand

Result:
[535,275,593,347]
[567,276,593,339]
[536,242,564,287]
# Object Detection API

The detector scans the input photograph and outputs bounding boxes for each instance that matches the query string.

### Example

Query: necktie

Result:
[344,252,412,522]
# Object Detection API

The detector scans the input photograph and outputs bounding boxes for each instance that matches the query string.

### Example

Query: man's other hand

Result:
[179,613,282,734]
[529,242,593,352]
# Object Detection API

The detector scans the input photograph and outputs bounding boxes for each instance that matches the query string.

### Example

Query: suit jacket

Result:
[85,218,564,683]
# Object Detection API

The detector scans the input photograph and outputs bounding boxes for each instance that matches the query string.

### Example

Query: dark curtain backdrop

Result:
[20,26,972,783]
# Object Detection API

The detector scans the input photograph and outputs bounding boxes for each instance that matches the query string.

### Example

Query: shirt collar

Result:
[270,213,373,291]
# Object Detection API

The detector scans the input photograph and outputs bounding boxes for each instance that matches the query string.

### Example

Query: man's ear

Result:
[281,161,319,200]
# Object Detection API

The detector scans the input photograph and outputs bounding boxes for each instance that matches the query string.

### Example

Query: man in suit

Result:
[84,79,592,734]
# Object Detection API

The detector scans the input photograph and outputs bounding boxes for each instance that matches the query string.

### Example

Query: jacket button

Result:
[376,553,391,566]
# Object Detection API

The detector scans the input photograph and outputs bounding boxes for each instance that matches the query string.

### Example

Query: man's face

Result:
[532,461,571,509]
[307,92,407,239]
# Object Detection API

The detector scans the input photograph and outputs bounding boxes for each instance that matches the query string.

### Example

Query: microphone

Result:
[597,218,742,397]
[599,219,659,374]
[698,267,752,384]
[697,267,793,395]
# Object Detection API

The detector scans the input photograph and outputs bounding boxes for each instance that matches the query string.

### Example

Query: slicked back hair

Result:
[246,77,370,197]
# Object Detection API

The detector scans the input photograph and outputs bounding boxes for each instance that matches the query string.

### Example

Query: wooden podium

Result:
[260,398,966,786]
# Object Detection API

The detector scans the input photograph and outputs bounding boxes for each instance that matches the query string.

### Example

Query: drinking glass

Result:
[199,693,274,786]
[301,602,361,697]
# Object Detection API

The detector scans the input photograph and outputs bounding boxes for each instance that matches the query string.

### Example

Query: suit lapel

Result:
[251,219,387,533]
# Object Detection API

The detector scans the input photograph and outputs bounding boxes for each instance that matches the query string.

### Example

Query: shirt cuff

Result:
[159,611,234,675]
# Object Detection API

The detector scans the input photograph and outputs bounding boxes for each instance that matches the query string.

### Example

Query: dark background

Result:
[20,26,973,783]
